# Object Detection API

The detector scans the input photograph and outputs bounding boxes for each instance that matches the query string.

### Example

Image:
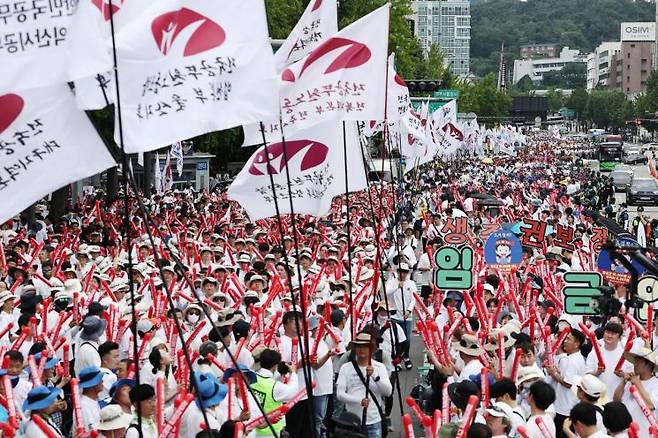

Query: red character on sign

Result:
[553,224,575,251]
[441,217,468,245]
[590,227,608,252]
[519,218,547,249]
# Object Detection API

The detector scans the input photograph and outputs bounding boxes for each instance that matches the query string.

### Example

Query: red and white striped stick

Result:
[630,384,658,429]
[534,416,553,438]
[71,378,85,432]
[455,395,479,438]
[402,414,415,438]
[615,330,636,372]
[156,377,165,434]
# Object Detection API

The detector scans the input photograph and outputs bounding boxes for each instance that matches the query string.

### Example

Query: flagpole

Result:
[277,126,317,427]
[106,2,143,434]
[341,121,356,340]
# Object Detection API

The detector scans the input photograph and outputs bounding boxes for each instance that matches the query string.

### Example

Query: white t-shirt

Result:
[525,413,556,438]
[551,352,585,416]
[458,358,484,383]
[585,341,631,400]
[620,377,658,436]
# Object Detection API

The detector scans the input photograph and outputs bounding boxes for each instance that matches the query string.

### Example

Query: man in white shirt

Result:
[74,316,105,377]
[385,263,416,370]
[336,333,392,437]
[454,334,485,383]
[98,341,119,402]
[563,402,612,438]
[524,381,557,438]
[602,401,633,438]
[586,323,629,397]
[613,348,658,436]
[77,365,105,431]
[546,329,586,438]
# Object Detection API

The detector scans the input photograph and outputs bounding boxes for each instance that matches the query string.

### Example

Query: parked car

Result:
[627,178,658,205]
[610,169,633,191]
[624,151,648,164]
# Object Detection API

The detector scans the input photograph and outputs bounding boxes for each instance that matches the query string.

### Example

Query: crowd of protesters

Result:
[0,133,657,438]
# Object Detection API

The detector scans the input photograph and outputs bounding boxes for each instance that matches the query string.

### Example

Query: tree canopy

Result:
[471,0,654,76]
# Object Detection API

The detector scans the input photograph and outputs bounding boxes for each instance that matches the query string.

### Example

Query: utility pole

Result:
[497,41,506,91]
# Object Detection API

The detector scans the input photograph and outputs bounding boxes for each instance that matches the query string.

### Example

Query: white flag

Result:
[277,4,389,136]
[241,0,339,147]
[387,54,410,122]
[0,85,115,224]
[274,0,338,71]
[228,121,367,219]
[154,153,163,193]
[0,0,79,91]
[114,0,279,153]
[171,142,184,177]
[69,0,153,110]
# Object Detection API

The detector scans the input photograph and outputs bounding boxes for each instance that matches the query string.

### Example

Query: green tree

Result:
[545,87,565,112]
[265,0,305,39]
[512,75,535,94]
[584,89,632,129]
[415,44,457,87]
[338,0,421,79]
[566,88,588,118]
[459,73,512,117]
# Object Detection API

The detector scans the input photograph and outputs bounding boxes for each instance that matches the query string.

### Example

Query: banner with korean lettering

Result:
[228,121,367,220]
[274,0,337,72]
[241,0,338,147]
[69,0,154,110]
[277,4,389,136]
[387,53,410,122]
[113,0,279,153]
[0,0,78,91]
[0,85,115,224]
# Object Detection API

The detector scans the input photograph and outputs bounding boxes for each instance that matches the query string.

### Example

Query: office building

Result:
[512,47,587,84]
[607,22,655,96]
[586,42,622,91]
[410,0,471,77]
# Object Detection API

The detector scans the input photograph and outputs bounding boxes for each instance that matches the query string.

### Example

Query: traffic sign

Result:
[433,89,460,100]
[411,101,446,113]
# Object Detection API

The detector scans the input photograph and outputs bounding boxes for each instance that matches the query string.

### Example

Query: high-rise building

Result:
[586,42,621,91]
[607,23,655,97]
[409,0,471,77]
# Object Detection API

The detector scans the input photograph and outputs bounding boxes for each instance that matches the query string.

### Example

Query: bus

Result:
[597,135,623,171]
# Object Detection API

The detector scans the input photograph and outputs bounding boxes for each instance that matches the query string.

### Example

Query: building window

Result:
[631,44,636,48]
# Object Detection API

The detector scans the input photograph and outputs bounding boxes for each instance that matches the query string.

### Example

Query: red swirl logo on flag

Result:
[443,122,464,142]
[248,140,328,176]
[282,37,371,82]
[394,73,406,87]
[151,8,226,57]
[91,0,123,21]
[0,94,23,136]
[311,0,323,11]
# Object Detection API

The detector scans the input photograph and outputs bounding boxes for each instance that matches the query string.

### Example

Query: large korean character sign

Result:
[113,0,280,153]
[0,85,115,224]
[434,217,473,291]
[563,272,602,315]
